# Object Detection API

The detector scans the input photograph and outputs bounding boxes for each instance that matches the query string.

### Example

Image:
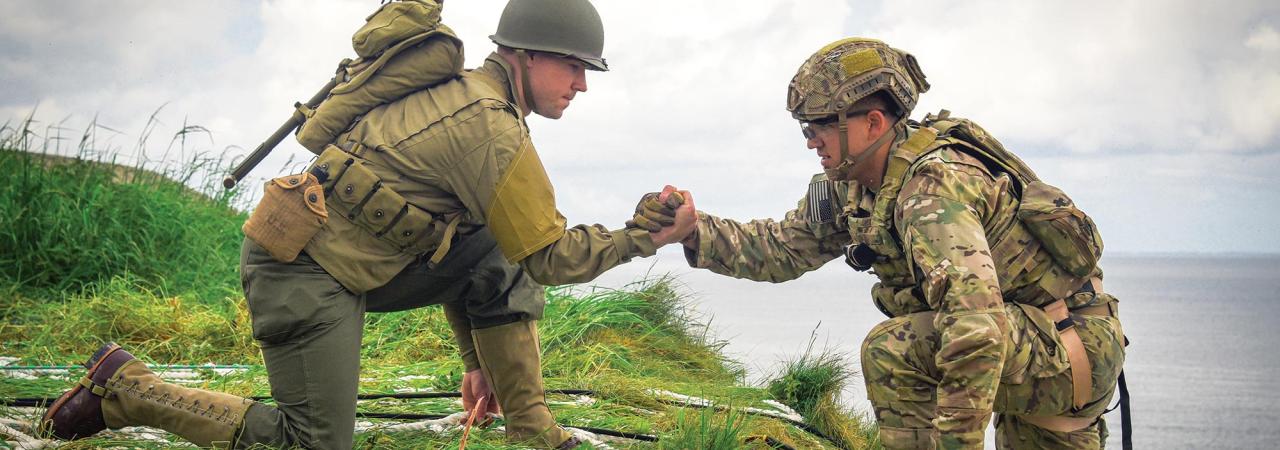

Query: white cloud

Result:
[1245,25,1280,51]
[3,0,1278,252]
[871,0,1280,155]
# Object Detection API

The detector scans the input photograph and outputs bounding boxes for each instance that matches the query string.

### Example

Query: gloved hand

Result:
[626,190,685,232]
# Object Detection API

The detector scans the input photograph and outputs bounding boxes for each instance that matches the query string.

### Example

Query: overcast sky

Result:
[3,0,1278,255]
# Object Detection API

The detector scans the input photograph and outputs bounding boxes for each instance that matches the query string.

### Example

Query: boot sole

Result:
[39,342,123,439]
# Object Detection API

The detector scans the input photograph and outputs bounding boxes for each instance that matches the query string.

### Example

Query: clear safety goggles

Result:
[799,109,877,140]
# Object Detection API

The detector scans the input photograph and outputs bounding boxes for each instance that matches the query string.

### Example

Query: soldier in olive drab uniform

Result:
[643,38,1126,448]
[40,1,695,449]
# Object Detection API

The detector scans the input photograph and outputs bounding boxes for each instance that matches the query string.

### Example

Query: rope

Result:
[0,420,46,449]
[2,389,836,448]
[0,363,252,381]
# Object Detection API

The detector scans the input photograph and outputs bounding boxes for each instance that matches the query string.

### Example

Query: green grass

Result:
[659,404,750,450]
[0,119,873,448]
[0,117,248,304]
[766,336,876,449]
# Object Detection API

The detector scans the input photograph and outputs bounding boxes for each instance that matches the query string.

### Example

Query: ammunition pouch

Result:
[1017,181,1104,278]
[309,145,463,264]
[243,173,328,263]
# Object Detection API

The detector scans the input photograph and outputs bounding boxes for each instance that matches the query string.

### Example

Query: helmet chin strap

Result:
[824,111,898,183]
[515,49,539,115]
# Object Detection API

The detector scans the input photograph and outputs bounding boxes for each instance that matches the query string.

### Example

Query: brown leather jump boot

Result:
[38,342,121,439]
[40,342,253,447]
[472,321,581,449]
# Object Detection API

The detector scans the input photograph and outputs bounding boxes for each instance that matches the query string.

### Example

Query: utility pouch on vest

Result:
[243,173,328,263]
[1013,302,1073,380]
[309,145,455,258]
[1016,181,1103,277]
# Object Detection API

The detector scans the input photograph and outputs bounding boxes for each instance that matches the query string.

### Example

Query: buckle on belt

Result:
[1044,299,1093,410]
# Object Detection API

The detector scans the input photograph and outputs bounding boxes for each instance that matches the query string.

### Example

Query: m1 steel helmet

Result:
[490,0,608,71]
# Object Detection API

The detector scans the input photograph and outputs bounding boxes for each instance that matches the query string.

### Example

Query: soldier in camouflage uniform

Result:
[645,38,1126,449]
[40,1,694,449]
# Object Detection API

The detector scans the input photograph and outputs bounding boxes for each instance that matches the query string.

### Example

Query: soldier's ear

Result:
[868,109,889,134]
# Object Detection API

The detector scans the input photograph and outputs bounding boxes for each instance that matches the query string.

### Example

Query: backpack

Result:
[294,0,465,154]
[243,0,466,263]
[915,110,1104,278]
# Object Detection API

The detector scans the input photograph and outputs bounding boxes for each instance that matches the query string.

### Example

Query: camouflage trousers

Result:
[861,297,1125,449]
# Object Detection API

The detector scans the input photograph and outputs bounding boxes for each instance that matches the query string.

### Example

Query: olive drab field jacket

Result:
[303,54,656,295]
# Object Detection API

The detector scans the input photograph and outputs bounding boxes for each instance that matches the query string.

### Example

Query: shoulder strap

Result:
[903,110,1042,198]
[880,124,940,196]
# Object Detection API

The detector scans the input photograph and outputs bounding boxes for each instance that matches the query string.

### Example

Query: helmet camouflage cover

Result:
[787,38,930,121]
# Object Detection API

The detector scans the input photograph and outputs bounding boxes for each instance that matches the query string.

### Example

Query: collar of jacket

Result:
[473,53,526,116]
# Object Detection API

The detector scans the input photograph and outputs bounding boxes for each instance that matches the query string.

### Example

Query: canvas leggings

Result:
[230,228,545,449]
[861,299,1125,449]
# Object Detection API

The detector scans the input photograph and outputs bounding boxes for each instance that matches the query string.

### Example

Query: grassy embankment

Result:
[0,121,877,449]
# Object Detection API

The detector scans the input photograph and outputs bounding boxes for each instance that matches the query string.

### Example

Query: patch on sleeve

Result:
[487,141,567,262]
[806,179,837,224]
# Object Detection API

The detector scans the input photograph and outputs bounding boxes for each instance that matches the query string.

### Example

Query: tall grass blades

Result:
[659,405,751,450]
[766,334,870,449]
[0,276,257,365]
[0,114,875,448]
[0,117,248,303]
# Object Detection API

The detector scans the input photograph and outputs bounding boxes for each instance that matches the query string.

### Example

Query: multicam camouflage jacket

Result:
[683,120,1107,438]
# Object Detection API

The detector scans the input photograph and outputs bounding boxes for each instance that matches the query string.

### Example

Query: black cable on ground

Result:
[0,398,43,408]
[3,389,840,448]
[746,435,797,450]
[654,398,846,450]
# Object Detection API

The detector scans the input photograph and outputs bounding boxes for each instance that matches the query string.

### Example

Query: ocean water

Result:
[589,252,1280,449]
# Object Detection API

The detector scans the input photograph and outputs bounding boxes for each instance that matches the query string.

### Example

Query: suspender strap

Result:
[1044,298,1093,410]
[427,213,465,267]
[1020,276,1129,437]
[883,126,939,187]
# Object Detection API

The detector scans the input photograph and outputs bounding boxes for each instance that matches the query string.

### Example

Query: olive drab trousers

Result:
[234,229,545,449]
[861,298,1125,449]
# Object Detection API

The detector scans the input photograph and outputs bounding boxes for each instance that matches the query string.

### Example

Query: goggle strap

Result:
[837,109,849,162]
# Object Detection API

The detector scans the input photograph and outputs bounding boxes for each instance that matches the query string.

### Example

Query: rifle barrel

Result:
[223,78,338,189]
